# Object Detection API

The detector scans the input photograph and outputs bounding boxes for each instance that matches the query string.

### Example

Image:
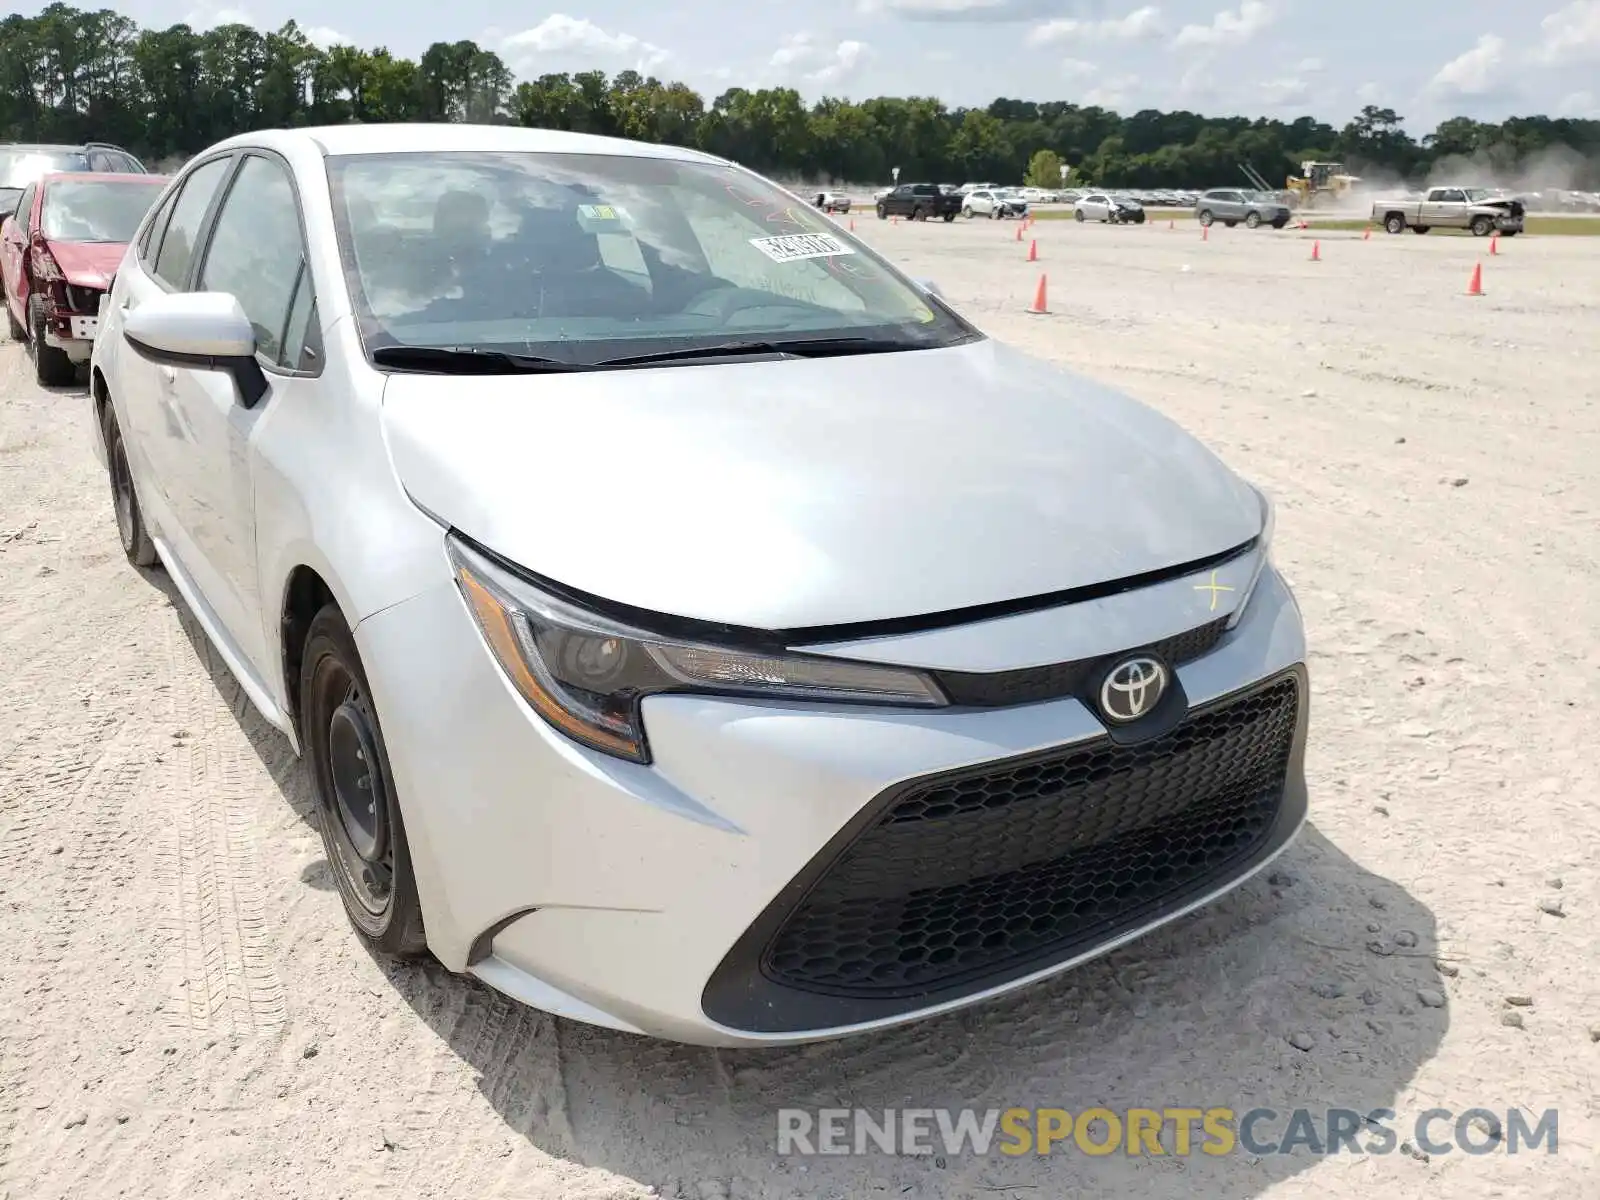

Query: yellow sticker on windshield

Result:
[577,204,624,221]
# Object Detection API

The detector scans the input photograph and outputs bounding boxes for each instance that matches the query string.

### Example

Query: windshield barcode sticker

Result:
[749,233,856,263]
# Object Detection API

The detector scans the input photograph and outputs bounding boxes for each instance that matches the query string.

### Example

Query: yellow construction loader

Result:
[1285,161,1361,208]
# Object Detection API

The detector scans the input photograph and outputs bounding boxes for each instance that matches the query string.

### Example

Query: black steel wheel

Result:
[301,605,427,956]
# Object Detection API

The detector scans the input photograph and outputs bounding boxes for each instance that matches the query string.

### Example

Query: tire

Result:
[1469,215,1493,237]
[942,211,955,222]
[301,604,428,958]
[1271,218,1288,229]
[101,404,158,568]
[1197,209,1214,227]
[877,204,887,220]
[1502,229,1519,237]
[911,205,924,221]
[1223,220,1238,228]
[1384,214,1406,234]
[1412,225,1429,235]
[990,206,1000,219]
[963,206,973,219]
[28,296,76,387]
[1074,209,1085,222]
[1245,211,1262,229]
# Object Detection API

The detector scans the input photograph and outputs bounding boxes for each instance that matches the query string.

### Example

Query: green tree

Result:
[1024,147,1064,189]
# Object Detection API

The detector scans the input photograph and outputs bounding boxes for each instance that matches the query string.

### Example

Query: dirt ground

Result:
[2,218,1598,1200]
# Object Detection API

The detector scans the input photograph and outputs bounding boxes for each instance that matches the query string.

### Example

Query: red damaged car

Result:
[2,171,169,385]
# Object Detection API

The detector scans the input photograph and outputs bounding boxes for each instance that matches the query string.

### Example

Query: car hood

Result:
[44,240,125,288]
[382,338,1262,630]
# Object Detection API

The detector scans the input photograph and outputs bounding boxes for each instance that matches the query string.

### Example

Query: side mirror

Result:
[123,291,268,407]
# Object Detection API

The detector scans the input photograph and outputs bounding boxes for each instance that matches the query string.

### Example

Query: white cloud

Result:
[1260,76,1310,105]
[770,33,873,86]
[1538,1,1600,63]
[1355,80,1385,104]
[1083,74,1139,109]
[1427,33,1505,96]
[1296,56,1323,72]
[301,25,352,48]
[1060,57,1096,77]
[1029,6,1165,45]
[858,0,1006,12]
[184,6,252,29]
[1556,88,1597,115]
[501,15,670,74]
[1173,1,1273,47]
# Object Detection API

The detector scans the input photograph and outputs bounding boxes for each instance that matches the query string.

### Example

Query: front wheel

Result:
[28,297,76,387]
[1245,211,1262,229]
[1074,209,1085,222]
[877,204,888,220]
[101,405,158,568]
[963,206,973,219]
[1470,215,1493,237]
[911,206,925,221]
[302,605,428,958]
[1197,209,1214,227]
[1384,214,1406,234]
[942,211,955,222]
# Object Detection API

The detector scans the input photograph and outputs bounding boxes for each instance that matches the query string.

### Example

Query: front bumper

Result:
[356,561,1307,1047]
[1493,213,1524,232]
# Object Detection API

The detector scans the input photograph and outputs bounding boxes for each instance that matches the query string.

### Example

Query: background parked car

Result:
[812,190,850,214]
[962,187,1028,219]
[1194,189,1291,229]
[0,141,147,217]
[1074,192,1145,224]
[0,170,169,384]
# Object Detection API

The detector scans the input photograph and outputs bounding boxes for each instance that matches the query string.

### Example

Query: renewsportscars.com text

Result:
[775,1106,1559,1158]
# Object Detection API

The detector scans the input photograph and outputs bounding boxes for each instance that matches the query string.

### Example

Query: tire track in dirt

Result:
[157,613,288,1034]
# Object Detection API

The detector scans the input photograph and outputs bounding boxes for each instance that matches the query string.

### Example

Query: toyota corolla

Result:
[90,124,1308,1046]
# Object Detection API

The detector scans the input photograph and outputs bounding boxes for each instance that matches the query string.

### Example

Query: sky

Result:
[111,0,1600,130]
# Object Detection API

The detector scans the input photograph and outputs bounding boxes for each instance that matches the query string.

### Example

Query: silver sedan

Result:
[89,123,1307,1047]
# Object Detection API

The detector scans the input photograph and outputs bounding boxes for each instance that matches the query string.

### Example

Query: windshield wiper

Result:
[593,336,935,368]
[371,345,591,374]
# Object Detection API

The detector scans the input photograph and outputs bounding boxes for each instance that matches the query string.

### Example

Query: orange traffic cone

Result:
[891,215,898,224]
[1026,238,1038,262]
[849,217,856,232]
[1489,234,1499,255]
[1310,240,1321,262]
[1363,226,1371,240]
[1202,224,1209,242]
[1466,263,1484,296]
[1015,224,1023,242]
[1168,219,1175,230]
[1026,274,1049,314]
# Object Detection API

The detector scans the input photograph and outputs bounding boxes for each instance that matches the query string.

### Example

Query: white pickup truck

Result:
[1372,187,1525,237]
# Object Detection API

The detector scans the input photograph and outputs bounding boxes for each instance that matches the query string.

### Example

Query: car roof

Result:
[39,171,168,185]
[202,123,727,166]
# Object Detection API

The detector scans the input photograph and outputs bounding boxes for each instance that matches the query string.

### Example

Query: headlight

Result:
[1227,484,1275,630]
[448,537,948,763]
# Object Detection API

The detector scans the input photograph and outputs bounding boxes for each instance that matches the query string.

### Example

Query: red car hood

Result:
[44,240,126,289]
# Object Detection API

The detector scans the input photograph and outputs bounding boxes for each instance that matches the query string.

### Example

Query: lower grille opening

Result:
[760,674,1300,999]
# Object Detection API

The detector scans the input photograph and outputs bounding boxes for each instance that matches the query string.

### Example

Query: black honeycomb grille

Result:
[762,675,1299,997]
[935,617,1229,707]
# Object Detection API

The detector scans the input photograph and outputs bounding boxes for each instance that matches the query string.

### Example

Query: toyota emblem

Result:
[1098,656,1169,723]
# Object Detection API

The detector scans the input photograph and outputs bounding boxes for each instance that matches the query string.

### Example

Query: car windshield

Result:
[0,149,90,190]
[1463,188,1491,201]
[328,150,973,364]
[40,178,166,242]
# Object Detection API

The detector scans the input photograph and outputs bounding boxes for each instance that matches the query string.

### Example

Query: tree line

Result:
[5,3,1599,189]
